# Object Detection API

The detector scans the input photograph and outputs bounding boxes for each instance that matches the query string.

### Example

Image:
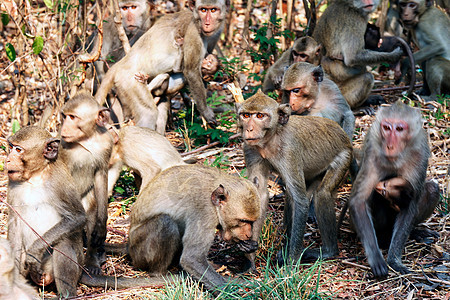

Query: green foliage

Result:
[203,152,231,170]
[438,194,449,215]
[11,119,20,134]
[217,56,248,81]
[32,36,44,55]
[176,92,234,146]
[109,169,138,210]
[44,0,54,9]
[5,43,16,62]
[1,12,9,26]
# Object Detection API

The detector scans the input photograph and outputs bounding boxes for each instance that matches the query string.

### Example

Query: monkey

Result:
[398,0,450,101]
[0,238,39,300]
[313,0,403,111]
[236,90,352,268]
[107,125,186,196]
[87,0,153,85]
[348,101,440,277]
[95,0,227,134]
[262,36,321,93]
[5,126,86,297]
[281,62,355,141]
[59,91,114,275]
[126,164,261,292]
[364,23,417,96]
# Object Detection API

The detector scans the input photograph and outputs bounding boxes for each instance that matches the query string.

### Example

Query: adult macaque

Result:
[0,238,39,300]
[348,101,440,277]
[127,164,260,291]
[108,126,186,195]
[88,0,153,84]
[399,0,450,101]
[95,0,227,134]
[281,62,355,140]
[60,91,114,274]
[364,23,416,96]
[262,36,321,93]
[6,127,86,297]
[236,91,352,267]
[313,0,403,111]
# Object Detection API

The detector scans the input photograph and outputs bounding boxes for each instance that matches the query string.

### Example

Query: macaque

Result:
[398,0,450,101]
[313,0,403,111]
[108,126,186,195]
[95,0,228,134]
[348,101,440,277]
[60,91,114,274]
[263,36,321,93]
[6,127,86,297]
[127,164,261,292]
[0,238,39,300]
[281,62,355,140]
[236,91,352,268]
[88,0,153,84]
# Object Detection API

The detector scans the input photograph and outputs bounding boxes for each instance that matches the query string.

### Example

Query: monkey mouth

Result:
[363,5,374,11]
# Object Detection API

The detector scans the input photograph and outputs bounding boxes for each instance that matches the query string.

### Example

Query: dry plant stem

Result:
[227,81,245,103]
[376,0,389,36]
[79,3,104,64]
[180,133,241,157]
[225,0,235,44]
[113,0,131,54]
[240,0,253,51]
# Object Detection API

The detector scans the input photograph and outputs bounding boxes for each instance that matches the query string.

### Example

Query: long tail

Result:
[393,36,416,97]
[94,63,117,105]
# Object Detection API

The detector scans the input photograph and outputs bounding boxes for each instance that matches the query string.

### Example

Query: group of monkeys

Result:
[1,0,447,298]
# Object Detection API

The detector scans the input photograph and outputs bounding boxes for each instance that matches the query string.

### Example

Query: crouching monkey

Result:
[348,101,440,277]
[127,164,261,292]
[236,90,352,269]
[5,127,86,298]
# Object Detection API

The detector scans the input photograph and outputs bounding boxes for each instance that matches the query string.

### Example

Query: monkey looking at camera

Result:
[263,36,321,93]
[398,0,450,101]
[95,0,227,134]
[281,62,355,141]
[0,238,39,300]
[236,91,352,269]
[348,101,440,277]
[5,127,86,298]
[60,91,114,275]
[126,164,261,292]
[313,0,403,112]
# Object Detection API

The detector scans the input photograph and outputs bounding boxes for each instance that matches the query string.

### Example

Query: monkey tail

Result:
[392,36,416,97]
[104,242,128,255]
[79,272,176,289]
[94,64,116,105]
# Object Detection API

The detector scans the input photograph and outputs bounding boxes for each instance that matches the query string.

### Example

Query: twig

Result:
[341,259,371,270]
[180,133,241,157]
[372,84,422,93]
[227,82,245,103]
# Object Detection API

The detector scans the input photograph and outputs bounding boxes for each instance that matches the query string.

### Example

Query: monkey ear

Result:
[211,184,229,207]
[96,108,110,128]
[278,104,291,125]
[312,66,324,83]
[252,177,260,189]
[44,138,60,161]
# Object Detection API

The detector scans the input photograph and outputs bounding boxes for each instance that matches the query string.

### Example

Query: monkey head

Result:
[374,101,422,161]
[191,0,227,36]
[236,90,291,146]
[201,54,220,76]
[282,63,323,114]
[6,127,60,182]
[211,181,260,252]
[61,91,110,143]
[351,0,380,15]
[119,0,150,35]
[399,0,430,28]
[291,36,322,65]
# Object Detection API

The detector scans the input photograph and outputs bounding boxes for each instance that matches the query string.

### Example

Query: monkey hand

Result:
[134,72,150,84]
[202,107,217,128]
[236,240,258,253]
[389,47,404,63]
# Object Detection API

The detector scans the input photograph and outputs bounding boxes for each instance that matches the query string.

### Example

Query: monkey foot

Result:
[410,228,439,244]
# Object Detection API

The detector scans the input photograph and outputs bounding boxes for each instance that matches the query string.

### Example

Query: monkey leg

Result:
[52,237,83,298]
[129,214,181,273]
[339,72,374,109]
[424,58,450,101]
[155,99,170,135]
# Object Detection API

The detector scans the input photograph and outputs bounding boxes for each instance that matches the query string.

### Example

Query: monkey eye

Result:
[131,5,137,9]
[241,113,251,119]
[64,114,77,121]
[396,125,404,132]
[121,6,127,11]
[256,113,265,119]
[299,54,308,59]
[200,8,207,12]
[211,8,217,12]
[10,145,23,154]
[382,124,391,131]
[291,88,301,94]
[407,3,417,9]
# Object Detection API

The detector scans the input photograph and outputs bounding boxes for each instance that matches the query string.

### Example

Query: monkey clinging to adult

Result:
[236,91,352,268]
[95,0,228,134]
[127,164,261,292]
[348,101,440,277]
[0,238,39,300]
[262,36,321,93]
[398,0,450,101]
[60,91,114,274]
[281,62,355,141]
[6,127,86,298]
[313,0,403,112]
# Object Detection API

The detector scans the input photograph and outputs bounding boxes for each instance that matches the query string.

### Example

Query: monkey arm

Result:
[92,169,109,249]
[410,17,448,65]
[349,48,403,67]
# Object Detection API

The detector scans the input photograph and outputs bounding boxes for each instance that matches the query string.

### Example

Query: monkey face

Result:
[197,6,222,36]
[289,89,315,114]
[399,1,420,27]
[120,2,146,34]
[355,0,380,14]
[5,143,26,182]
[239,112,271,145]
[380,119,410,159]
